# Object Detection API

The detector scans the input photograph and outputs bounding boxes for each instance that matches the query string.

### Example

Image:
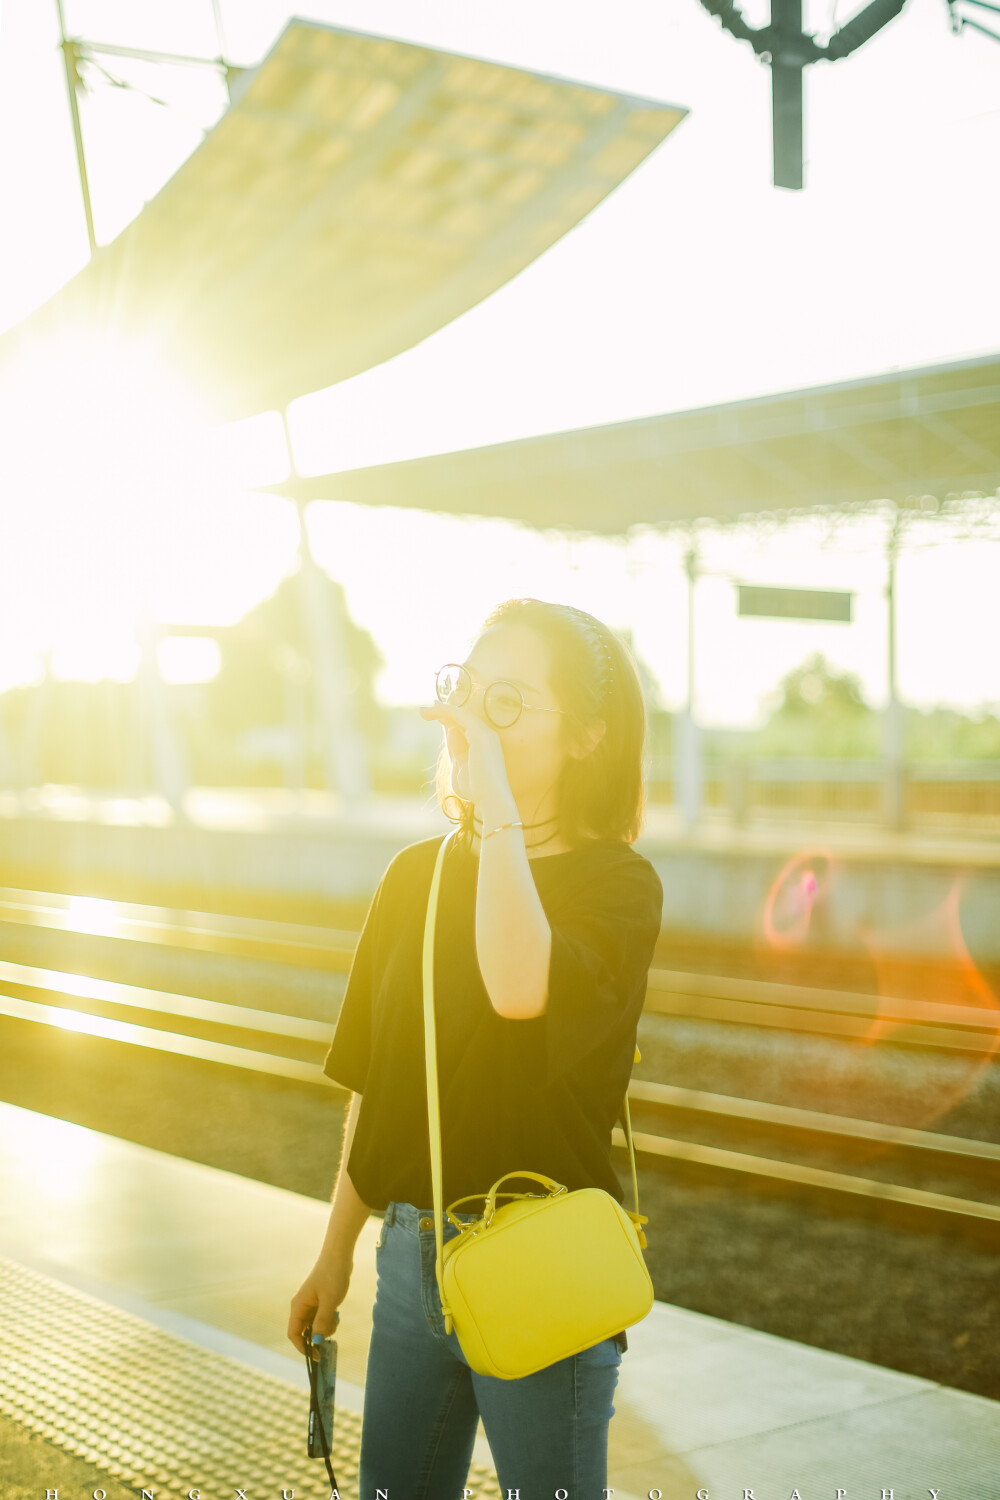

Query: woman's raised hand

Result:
[420,699,514,815]
[287,1255,350,1355]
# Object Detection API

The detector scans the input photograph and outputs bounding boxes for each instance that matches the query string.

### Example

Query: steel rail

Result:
[0,958,331,1041]
[5,953,993,1166]
[0,888,357,970]
[2,888,998,1052]
[2,888,998,1236]
[2,974,998,1236]
[0,992,327,1084]
[610,1126,1000,1228]
[627,1078,1000,1165]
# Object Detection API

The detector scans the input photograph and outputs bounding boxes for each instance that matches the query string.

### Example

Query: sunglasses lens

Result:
[484,682,523,728]
[436,664,469,705]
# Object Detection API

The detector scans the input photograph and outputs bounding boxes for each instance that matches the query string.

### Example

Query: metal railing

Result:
[648,757,1000,831]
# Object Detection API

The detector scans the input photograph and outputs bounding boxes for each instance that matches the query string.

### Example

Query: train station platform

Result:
[1,1102,998,1499]
[3,787,998,984]
[3,784,999,866]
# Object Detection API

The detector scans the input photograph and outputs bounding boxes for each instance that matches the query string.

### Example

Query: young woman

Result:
[288,598,663,1498]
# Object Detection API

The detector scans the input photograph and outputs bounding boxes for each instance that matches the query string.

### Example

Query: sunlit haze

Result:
[0,0,997,724]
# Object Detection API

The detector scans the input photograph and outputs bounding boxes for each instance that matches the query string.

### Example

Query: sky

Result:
[0,0,998,726]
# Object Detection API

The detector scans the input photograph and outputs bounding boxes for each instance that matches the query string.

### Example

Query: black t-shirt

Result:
[322,831,663,1214]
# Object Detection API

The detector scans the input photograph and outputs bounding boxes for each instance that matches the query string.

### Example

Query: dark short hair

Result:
[436,597,647,845]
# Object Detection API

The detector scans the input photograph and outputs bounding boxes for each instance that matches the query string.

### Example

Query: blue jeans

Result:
[359,1200,624,1500]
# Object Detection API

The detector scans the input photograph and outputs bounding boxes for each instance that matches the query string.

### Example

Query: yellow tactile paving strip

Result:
[0,1258,499,1500]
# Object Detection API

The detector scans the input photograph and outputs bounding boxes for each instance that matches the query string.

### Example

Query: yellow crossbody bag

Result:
[422,829,654,1380]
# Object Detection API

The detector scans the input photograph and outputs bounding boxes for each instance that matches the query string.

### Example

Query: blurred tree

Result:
[0,569,385,794]
[0,677,136,789]
[904,706,1000,761]
[753,653,1000,760]
[754,653,881,758]
[205,565,385,784]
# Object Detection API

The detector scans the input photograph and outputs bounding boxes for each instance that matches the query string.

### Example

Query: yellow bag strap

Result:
[422,831,647,1328]
[421,830,457,1325]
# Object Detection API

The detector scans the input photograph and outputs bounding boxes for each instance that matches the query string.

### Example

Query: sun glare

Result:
[66,896,121,939]
[157,636,222,684]
[0,327,291,691]
[3,1103,106,1204]
[0,326,218,495]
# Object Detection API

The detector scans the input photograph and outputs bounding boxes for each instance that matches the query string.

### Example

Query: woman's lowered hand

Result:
[287,1253,350,1355]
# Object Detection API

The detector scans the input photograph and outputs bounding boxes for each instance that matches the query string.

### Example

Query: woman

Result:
[288,598,663,1498]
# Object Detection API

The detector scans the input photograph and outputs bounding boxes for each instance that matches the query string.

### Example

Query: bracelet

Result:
[482,819,524,841]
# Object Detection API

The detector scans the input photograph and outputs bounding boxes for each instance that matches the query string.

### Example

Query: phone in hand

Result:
[304,1319,338,1462]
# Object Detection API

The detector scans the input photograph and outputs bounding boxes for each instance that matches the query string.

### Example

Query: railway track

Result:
[1,884,998,1240]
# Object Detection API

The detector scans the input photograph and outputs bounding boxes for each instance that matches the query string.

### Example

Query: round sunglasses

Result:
[434,663,566,730]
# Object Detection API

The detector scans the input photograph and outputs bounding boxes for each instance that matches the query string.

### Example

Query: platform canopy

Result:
[264,354,1000,533]
[0,19,685,425]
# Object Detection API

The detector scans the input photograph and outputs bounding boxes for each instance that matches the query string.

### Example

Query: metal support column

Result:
[293,504,372,801]
[135,612,189,819]
[0,693,14,788]
[770,0,806,189]
[883,510,905,831]
[21,652,52,789]
[274,645,309,795]
[675,544,703,827]
[281,413,371,801]
[55,0,96,255]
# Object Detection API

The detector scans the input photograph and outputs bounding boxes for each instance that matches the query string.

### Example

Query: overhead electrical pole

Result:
[675,543,703,828]
[697,0,909,188]
[946,0,1000,45]
[884,508,905,832]
[55,0,96,253]
[770,0,807,190]
[53,0,237,262]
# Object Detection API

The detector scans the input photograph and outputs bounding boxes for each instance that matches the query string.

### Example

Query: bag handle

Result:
[481,1170,566,1225]
[421,831,648,1334]
[443,1173,564,1233]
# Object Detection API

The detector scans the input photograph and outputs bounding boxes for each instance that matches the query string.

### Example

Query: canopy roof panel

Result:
[0,19,685,424]
[266,354,1000,532]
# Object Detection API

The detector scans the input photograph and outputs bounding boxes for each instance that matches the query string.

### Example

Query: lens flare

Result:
[858,878,1000,1130]
[761,848,833,950]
